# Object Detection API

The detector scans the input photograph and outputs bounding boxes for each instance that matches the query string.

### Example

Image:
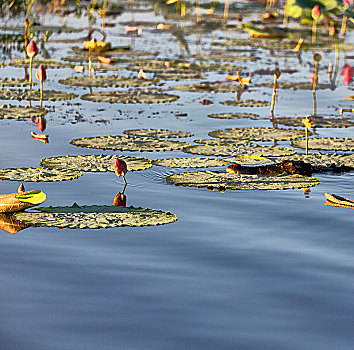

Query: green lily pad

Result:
[0,89,78,101]
[70,135,189,152]
[291,137,354,151]
[220,155,272,165]
[40,154,152,172]
[183,144,296,157]
[221,99,270,107]
[191,53,257,62]
[255,81,332,90]
[209,127,306,141]
[154,72,206,81]
[0,78,37,87]
[0,167,82,182]
[171,81,244,93]
[14,204,178,229]
[10,58,75,69]
[123,129,193,138]
[208,112,260,119]
[81,91,179,104]
[153,157,223,168]
[0,105,48,119]
[59,76,159,88]
[166,171,319,191]
[274,153,354,170]
[275,116,354,128]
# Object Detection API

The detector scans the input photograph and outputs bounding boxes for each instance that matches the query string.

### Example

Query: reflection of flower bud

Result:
[303,116,313,129]
[113,193,127,207]
[114,158,127,177]
[341,64,352,84]
[314,53,322,62]
[18,183,25,193]
[26,40,38,58]
[311,5,320,21]
[36,116,46,132]
[275,69,281,79]
[36,65,47,82]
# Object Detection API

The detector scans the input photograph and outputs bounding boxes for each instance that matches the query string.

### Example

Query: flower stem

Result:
[89,46,92,77]
[40,81,43,108]
[270,74,277,116]
[305,127,309,155]
[123,175,127,185]
[312,20,316,44]
[29,56,33,90]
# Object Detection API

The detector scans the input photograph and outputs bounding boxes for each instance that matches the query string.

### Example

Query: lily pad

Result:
[255,81,332,90]
[10,58,75,69]
[209,127,306,141]
[208,112,260,120]
[154,72,206,81]
[40,154,152,172]
[0,78,37,87]
[81,91,179,104]
[0,105,48,119]
[166,171,319,191]
[220,155,272,165]
[221,99,270,107]
[191,53,257,62]
[153,157,223,168]
[0,89,78,101]
[291,137,354,151]
[183,144,296,157]
[275,116,354,128]
[123,129,193,138]
[0,167,82,182]
[171,81,244,93]
[70,135,189,152]
[193,139,251,146]
[59,76,159,88]
[14,204,178,229]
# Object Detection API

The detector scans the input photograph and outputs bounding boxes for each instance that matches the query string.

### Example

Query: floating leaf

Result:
[193,139,251,146]
[325,193,354,208]
[71,135,189,152]
[123,129,193,138]
[14,204,178,229]
[0,190,46,213]
[191,53,257,62]
[171,81,244,93]
[153,157,223,168]
[291,137,354,151]
[154,72,206,81]
[220,155,272,165]
[0,213,31,234]
[208,112,260,119]
[166,171,319,191]
[0,105,47,119]
[41,154,152,172]
[209,127,307,141]
[0,167,82,182]
[0,78,37,87]
[255,81,332,90]
[0,89,78,101]
[275,116,354,128]
[221,99,270,107]
[10,58,75,69]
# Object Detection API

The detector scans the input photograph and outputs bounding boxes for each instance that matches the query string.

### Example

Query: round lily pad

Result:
[81,91,179,104]
[209,127,306,141]
[255,81,332,90]
[193,139,251,146]
[171,82,244,93]
[220,155,272,165]
[191,53,257,62]
[208,113,260,119]
[183,144,296,157]
[59,76,159,88]
[221,99,270,107]
[291,137,354,151]
[274,153,354,170]
[0,105,48,119]
[0,89,78,101]
[275,116,354,128]
[14,204,178,229]
[10,58,75,69]
[0,167,82,182]
[166,171,319,191]
[123,129,193,138]
[154,72,206,81]
[40,154,152,172]
[70,135,189,152]
[153,157,223,168]
[0,78,37,87]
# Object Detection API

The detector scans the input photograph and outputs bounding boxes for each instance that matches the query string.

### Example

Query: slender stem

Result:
[196,0,201,23]
[123,175,127,185]
[305,127,309,155]
[270,75,277,115]
[224,0,230,21]
[29,56,33,90]
[89,46,92,77]
[312,20,316,44]
[283,0,288,28]
[40,81,43,108]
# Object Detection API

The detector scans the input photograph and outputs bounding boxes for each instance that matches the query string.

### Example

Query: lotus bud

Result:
[303,116,313,129]
[314,53,322,62]
[114,158,128,184]
[18,184,25,193]
[311,5,320,21]
[36,116,46,132]
[26,40,38,59]
[36,65,47,82]
[113,193,127,207]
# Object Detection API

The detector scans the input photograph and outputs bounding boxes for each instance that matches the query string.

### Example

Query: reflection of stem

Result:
[341,14,347,36]
[331,35,340,87]
[89,46,92,77]
[312,20,316,44]
[122,183,127,194]
[196,0,201,23]
[283,0,288,28]
[270,74,277,116]
[40,81,43,108]
[224,0,230,21]
[312,62,318,115]
[29,56,33,90]
[313,89,317,116]
[123,175,127,185]
[305,127,309,155]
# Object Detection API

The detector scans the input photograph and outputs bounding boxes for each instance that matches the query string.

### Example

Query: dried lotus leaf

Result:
[0,105,48,119]
[0,78,37,87]
[275,116,354,128]
[220,155,272,165]
[208,113,260,120]
[291,137,354,151]
[0,89,78,101]
[221,99,270,107]
[40,154,152,172]
[255,81,332,90]
[171,82,244,93]
[123,129,193,138]
[153,157,223,168]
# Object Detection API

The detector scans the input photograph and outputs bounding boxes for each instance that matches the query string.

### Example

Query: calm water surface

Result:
[0,2,353,349]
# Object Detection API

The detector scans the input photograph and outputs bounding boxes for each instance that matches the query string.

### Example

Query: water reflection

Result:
[113,183,127,207]
[0,213,30,235]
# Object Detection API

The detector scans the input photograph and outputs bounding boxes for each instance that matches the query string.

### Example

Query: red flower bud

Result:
[26,40,38,59]
[36,65,46,82]
[36,116,46,132]
[311,5,320,21]
[114,158,127,177]
[113,193,127,207]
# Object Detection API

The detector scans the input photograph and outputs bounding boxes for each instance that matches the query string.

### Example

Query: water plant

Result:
[302,116,313,155]
[26,40,38,90]
[114,158,127,185]
[36,65,46,108]
[271,69,281,117]
[311,4,321,43]
[312,53,322,114]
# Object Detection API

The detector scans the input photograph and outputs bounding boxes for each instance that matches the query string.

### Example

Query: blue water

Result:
[0,2,353,349]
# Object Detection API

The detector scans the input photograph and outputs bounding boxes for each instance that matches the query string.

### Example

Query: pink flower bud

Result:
[26,40,38,58]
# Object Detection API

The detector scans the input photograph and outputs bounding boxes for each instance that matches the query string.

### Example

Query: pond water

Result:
[0,1,353,349]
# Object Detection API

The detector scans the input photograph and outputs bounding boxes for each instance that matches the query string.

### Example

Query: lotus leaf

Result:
[40,154,152,172]
[0,105,48,119]
[123,129,193,138]
[0,78,37,87]
[166,171,319,191]
[14,204,178,229]
[153,157,223,168]
[220,155,272,165]
[154,72,206,81]
[275,116,354,128]
[59,76,159,88]
[209,127,306,141]
[291,137,354,151]
[221,99,270,107]
[0,89,78,101]
[208,113,260,120]
[81,91,179,104]
[255,81,332,90]
[191,53,257,62]
[10,58,75,69]
[193,139,251,146]
[71,135,189,152]
[0,167,82,182]
[183,144,296,157]
[171,82,245,93]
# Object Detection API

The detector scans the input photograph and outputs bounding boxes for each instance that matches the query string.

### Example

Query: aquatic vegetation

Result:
[31,132,49,144]
[123,129,193,138]
[270,69,281,116]
[114,158,128,185]
[152,157,223,168]
[36,65,46,108]
[171,81,245,93]
[303,116,314,155]
[14,204,178,229]
[36,116,46,132]
[274,116,354,128]
[0,105,47,119]
[26,40,38,90]
[0,78,37,87]
[291,137,354,151]
[0,89,78,101]
[325,192,354,209]
[208,113,260,120]
[220,99,270,107]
